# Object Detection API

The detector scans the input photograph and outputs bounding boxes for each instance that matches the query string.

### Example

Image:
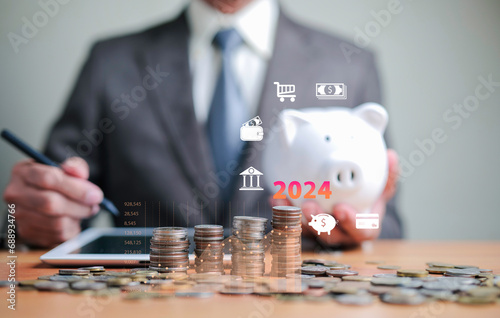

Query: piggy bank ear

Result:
[353,103,388,134]
[279,109,311,146]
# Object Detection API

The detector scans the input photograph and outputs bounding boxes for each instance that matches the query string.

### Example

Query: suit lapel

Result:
[140,13,215,196]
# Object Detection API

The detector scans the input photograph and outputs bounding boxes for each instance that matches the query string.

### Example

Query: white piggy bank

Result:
[263,103,389,214]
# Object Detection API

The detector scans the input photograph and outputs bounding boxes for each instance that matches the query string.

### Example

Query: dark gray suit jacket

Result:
[45,11,402,241]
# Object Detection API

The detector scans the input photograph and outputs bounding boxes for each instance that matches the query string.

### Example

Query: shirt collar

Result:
[187,0,278,59]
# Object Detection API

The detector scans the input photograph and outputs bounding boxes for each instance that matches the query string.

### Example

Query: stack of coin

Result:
[231,216,268,277]
[270,206,302,277]
[149,227,189,273]
[193,224,224,274]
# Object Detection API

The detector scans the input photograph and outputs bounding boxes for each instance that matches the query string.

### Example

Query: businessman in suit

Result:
[3,0,402,248]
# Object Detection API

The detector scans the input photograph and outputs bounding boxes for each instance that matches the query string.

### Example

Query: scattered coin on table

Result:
[10,225,499,308]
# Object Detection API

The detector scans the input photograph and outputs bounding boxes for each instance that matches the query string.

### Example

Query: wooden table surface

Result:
[1,240,500,318]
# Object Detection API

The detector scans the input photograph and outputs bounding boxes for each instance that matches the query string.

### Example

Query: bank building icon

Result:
[239,167,264,191]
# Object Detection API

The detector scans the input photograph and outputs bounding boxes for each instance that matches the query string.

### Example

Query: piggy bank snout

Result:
[328,161,362,189]
[308,219,318,227]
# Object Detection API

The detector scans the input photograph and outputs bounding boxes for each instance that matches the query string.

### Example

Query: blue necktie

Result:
[207,29,247,201]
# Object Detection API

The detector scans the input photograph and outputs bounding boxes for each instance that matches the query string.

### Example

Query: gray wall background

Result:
[0,0,499,240]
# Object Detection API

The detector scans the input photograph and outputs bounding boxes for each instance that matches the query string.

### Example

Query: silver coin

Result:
[401,280,423,288]
[286,274,315,279]
[0,280,18,287]
[373,273,398,278]
[438,276,480,285]
[78,266,105,272]
[71,280,107,291]
[381,290,427,305]
[194,224,223,230]
[445,268,480,277]
[124,291,171,300]
[326,270,358,277]
[59,269,90,276]
[34,281,69,291]
[50,275,84,282]
[420,289,457,301]
[377,265,401,270]
[426,262,455,268]
[335,294,374,306]
[175,290,214,298]
[302,259,328,266]
[148,266,188,273]
[307,279,326,288]
[423,280,463,291]
[153,227,188,234]
[301,266,327,276]
[37,275,54,280]
[219,288,254,295]
[272,206,301,213]
[371,277,412,286]
[368,285,400,295]
[88,275,116,282]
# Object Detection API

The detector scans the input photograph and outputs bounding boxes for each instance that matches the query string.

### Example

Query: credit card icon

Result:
[355,213,379,229]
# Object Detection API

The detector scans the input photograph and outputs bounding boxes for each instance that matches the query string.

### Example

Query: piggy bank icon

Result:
[308,214,337,235]
[263,103,389,215]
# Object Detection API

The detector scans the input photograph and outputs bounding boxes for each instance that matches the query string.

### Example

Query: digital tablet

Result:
[40,227,232,266]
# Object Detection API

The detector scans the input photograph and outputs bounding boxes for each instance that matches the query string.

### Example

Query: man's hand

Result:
[270,149,399,246]
[3,157,103,247]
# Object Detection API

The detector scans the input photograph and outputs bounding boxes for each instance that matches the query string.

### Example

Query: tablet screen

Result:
[70,235,152,254]
[41,227,230,266]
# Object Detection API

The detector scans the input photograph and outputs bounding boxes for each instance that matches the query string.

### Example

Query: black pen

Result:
[1,129,120,217]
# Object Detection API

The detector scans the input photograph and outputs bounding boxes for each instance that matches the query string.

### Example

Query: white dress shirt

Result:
[187,0,279,123]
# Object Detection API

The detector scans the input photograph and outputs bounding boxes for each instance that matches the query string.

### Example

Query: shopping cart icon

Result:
[274,82,296,102]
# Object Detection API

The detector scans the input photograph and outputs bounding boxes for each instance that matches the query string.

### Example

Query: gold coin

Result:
[124,291,171,300]
[397,269,429,278]
[341,275,372,282]
[426,267,448,274]
[377,265,401,270]
[426,262,455,268]
[327,286,360,295]
[467,287,500,298]
[457,296,495,305]
[107,277,132,287]
[327,264,350,270]
[79,266,106,272]
[19,280,43,287]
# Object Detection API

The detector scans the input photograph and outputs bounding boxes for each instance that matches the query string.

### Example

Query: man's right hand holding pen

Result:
[3,157,103,247]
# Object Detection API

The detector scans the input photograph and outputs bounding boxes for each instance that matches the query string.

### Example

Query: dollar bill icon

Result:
[316,83,347,100]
